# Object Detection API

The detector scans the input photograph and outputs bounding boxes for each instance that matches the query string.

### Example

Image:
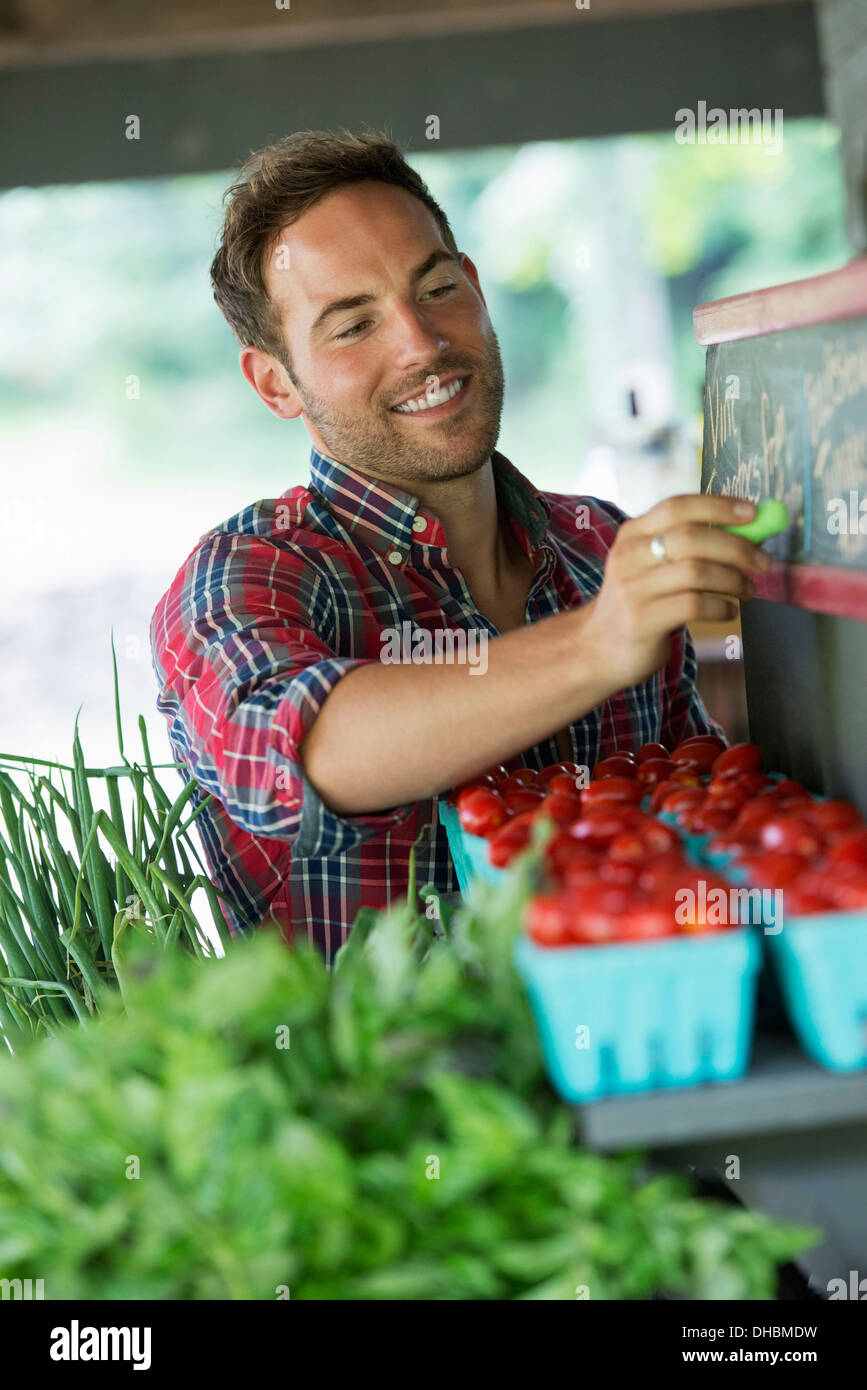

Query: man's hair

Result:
[210,128,461,374]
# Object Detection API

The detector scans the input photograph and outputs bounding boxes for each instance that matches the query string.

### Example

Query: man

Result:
[150,129,768,960]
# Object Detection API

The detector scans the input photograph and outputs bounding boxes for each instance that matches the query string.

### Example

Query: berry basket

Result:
[439,800,504,896]
[514,928,761,1102]
[762,908,867,1071]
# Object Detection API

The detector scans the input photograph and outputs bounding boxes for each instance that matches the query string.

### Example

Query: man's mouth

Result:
[390,376,469,414]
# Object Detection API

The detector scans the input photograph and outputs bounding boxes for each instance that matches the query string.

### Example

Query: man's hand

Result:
[582,494,771,690]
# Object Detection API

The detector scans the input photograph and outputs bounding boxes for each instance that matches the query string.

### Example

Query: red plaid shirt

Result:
[149,447,722,961]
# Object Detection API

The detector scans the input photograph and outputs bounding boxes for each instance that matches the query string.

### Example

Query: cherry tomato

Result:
[619,901,677,941]
[593,755,638,780]
[636,758,676,786]
[503,788,546,816]
[676,734,727,753]
[689,805,738,833]
[525,893,574,947]
[545,831,598,877]
[571,807,643,850]
[599,859,642,886]
[740,850,807,888]
[487,814,536,867]
[758,816,823,859]
[711,743,763,780]
[828,828,867,872]
[541,791,583,825]
[581,777,643,808]
[669,768,703,787]
[726,771,773,797]
[649,779,680,814]
[536,762,579,786]
[455,787,507,837]
[670,744,720,775]
[658,787,705,815]
[548,773,584,797]
[500,770,540,794]
[448,773,499,806]
[636,742,671,763]
[805,800,862,835]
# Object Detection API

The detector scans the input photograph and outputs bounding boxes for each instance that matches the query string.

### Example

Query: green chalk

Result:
[724,499,789,543]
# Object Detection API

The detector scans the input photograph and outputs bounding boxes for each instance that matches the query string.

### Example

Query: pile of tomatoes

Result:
[449,733,867,945]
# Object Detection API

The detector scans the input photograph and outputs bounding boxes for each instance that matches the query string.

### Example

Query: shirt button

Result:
[412,516,427,533]
[387,549,403,565]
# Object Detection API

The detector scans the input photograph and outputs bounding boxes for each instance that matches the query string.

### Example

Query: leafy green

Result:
[0,854,817,1299]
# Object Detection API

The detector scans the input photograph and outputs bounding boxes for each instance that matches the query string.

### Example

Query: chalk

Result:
[724,499,789,543]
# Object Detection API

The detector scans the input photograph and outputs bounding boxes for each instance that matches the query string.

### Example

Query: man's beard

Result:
[282,329,506,486]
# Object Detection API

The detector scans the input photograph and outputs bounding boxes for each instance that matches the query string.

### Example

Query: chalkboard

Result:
[701,316,867,572]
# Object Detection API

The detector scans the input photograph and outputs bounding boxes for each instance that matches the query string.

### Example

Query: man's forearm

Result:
[300,602,614,815]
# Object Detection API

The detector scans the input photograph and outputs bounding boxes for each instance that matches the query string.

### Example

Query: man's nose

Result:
[389,300,449,365]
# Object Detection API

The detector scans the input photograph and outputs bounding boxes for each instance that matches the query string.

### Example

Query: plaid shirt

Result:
[150,446,722,961]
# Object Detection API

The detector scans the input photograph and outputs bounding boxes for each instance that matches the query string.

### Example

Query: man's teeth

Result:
[393,378,465,413]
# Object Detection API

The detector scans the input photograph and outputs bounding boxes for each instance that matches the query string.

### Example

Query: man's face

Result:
[258,181,505,485]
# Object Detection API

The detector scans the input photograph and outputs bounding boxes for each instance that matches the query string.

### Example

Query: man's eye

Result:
[335,320,371,341]
[423,282,457,299]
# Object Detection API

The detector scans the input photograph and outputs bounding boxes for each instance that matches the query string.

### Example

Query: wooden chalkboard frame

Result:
[696,256,867,622]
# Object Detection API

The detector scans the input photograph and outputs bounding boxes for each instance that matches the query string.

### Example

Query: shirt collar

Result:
[306,445,550,560]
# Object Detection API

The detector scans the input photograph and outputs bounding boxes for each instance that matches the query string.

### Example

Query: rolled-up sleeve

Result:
[150,531,416,856]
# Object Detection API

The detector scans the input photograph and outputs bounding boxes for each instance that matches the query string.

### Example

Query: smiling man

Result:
[150,129,769,959]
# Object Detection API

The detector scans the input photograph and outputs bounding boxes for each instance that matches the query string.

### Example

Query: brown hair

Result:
[210,128,461,375]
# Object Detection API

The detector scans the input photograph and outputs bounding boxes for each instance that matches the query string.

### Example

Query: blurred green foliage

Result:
[0,122,848,499]
[0,856,816,1300]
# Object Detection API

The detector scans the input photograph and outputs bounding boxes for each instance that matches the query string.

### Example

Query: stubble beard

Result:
[282,329,506,486]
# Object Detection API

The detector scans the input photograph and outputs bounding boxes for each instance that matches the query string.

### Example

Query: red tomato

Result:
[581,777,643,808]
[536,762,580,786]
[711,743,763,780]
[607,831,646,861]
[783,887,836,916]
[637,853,691,891]
[676,735,727,755]
[703,787,748,814]
[541,791,583,825]
[758,816,823,859]
[804,800,862,835]
[689,805,738,833]
[455,787,507,837]
[599,858,642,886]
[571,808,642,850]
[636,742,671,763]
[670,743,721,775]
[503,788,546,816]
[448,773,500,806]
[500,770,540,794]
[658,787,705,815]
[593,755,638,780]
[829,877,867,909]
[828,828,867,872]
[649,779,680,814]
[636,758,676,786]
[487,814,536,867]
[726,771,773,797]
[639,819,682,854]
[525,893,574,947]
[619,901,677,941]
[545,831,598,876]
[734,798,780,830]
[547,773,583,797]
[669,768,704,787]
[740,850,806,888]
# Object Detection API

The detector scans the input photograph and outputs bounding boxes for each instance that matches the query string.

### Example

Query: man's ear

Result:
[239,345,303,421]
[459,252,487,309]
